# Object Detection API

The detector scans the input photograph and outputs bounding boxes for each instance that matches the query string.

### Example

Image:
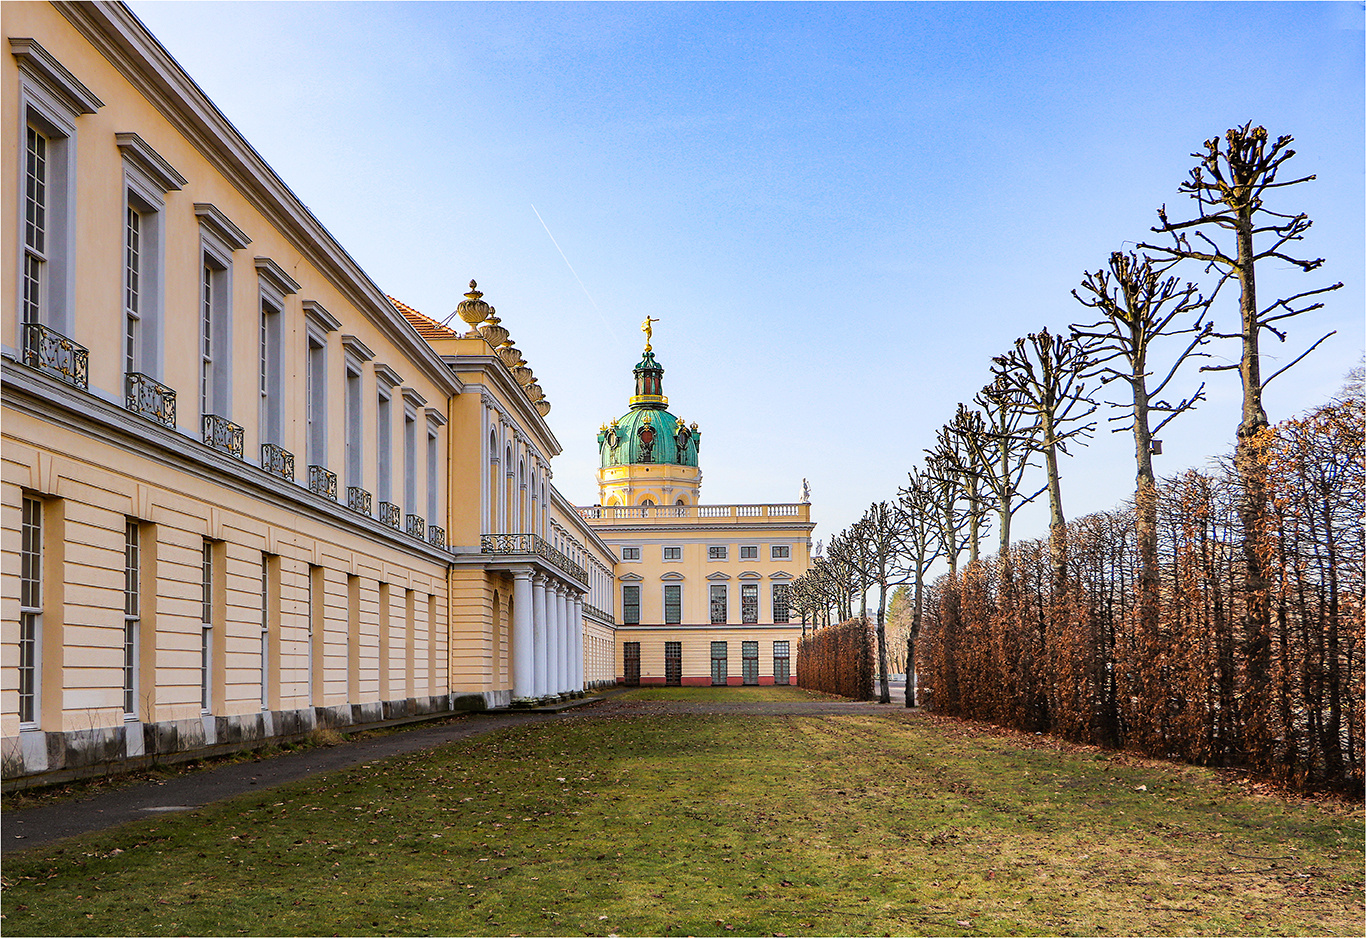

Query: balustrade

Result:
[261,443,295,481]
[348,486,373,515]
[427,525,446,549]
[125,372,176,429]
[308,465,337,501]
[22,322,88,389]
[202,414,244,458]
[405,513,425,539]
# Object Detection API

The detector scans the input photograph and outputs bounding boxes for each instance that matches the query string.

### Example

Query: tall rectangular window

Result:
[201,540,213,712]
[307,335,327,467]
[376,389,391,502]
[426,425,440,524]
[742,640,759,685]
[664,584,681,625]
[709,584,727,624]
[124,204,142,374]
[22,126,48,326]
[201,261,214,415]
[124,521,140,716]
[259,299,283,442]
[664,641,682,686]
[710,641,728,686]
[773,641,791,686]
[260,555,271,710]
[772,583,790,624]
[741,583,759,623]
[346,365,363,488]
[622,585,641,625]
[19,496,43,725]
[404,410,417,513]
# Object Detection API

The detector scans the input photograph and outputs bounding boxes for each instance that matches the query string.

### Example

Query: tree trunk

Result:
[1132,372,1161,749]
[876,583,891,704]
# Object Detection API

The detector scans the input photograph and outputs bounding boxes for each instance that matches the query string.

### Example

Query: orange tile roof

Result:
[388,295,459,340]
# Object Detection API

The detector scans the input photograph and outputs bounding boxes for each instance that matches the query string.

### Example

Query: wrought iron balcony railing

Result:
[480,533,588,585]
[261,443,295,482]
[125,372,176,429]
[348,487,373,515]
[377,500,400,528]
[308,465,337,501]
[405,514,425,539]
[202,414,244,459]
[427,525,446,550]
[23,322,88,389]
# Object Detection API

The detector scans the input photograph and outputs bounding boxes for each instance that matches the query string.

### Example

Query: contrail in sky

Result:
[532,204,621,345]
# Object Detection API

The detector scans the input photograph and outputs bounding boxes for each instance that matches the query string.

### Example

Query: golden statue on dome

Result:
[641,316,659,352]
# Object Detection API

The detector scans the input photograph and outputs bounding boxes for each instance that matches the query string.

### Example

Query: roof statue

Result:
[801,478,811,504]
[641,315,659,353]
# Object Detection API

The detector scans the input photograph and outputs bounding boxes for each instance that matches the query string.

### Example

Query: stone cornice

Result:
[454,361,560,457]
[9,35,104,113]
[53,2,460,397]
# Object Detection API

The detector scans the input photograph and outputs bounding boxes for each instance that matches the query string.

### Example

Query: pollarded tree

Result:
[991,329,1098,596]
[933,406,996,564]
[1138,124,1342,766]
[968,378,1044,556]
[1071,250,1213,740]
[897,466,945,707]
[849,501,914,704]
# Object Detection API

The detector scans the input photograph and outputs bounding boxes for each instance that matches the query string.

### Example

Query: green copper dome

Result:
[597,350,701,469]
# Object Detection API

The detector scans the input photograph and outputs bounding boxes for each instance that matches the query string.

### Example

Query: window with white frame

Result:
[118,133,183,382]
[260,554,270,710]
[259,297,283,442]
[708,545,728,561]
[376,388,391,503]
[346,363,363,489]
[200,256,230,418]
[306,333,327,467]
[19,496,43,726]
[14,38,100,339]
[621,546,641,561]
[201,540,214,712]
[404,408,417,515]
[740,545,758,560]
[664,584,682,624]
[124,520,140,717]
[772,582,790,624]
[426,421,440,524]
[662,546,682,561]
[622,585,641,625]
[771,544,791,560]
[741,583,759,623]
[709,584,727,623]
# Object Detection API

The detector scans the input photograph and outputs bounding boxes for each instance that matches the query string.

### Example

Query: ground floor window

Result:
[742,640,759,685]
[665,641,681,686]
[741,583,758,623]
[710,641,727,686]
[773,640,790,685]
[624,641,640,687]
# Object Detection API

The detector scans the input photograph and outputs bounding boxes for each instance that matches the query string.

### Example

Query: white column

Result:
[512,569,534,699]
[532,575,548,698]
[547,583,562,694]
[572,595,585,691]
[558,588,572,693]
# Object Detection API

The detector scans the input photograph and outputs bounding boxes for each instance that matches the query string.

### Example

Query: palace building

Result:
[579,335,814,686]
[2,1,810,787]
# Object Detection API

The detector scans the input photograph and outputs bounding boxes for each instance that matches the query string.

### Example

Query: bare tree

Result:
[991,329,1098,594]
[933,406,996,563]
[897,466,944,707]
[1138,123,1342,762]
[967,378,1044,556]
[1071,250,1212,736]
[849,501,914,704]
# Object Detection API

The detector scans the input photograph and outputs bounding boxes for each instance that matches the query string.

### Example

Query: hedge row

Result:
[797,618,875,700]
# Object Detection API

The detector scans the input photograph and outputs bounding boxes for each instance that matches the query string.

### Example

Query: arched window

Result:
[641,497,655,507]
[676,498,686,505]
[488,429,500,534]
[519,460,526,533]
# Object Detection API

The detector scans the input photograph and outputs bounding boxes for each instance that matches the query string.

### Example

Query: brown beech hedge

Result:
[798,617,875,700]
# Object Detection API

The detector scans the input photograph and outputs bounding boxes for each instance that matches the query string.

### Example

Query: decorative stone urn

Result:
[478,308,509,349]
[455,280,490,337]
[496,341,522,369]
[512,363,534,386]
[524,382,545,403]
[534,399,551,417]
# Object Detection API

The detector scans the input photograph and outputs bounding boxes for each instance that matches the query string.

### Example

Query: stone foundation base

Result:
[2,693,462,791]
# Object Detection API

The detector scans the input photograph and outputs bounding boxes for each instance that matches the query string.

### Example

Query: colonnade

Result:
[510,568,585,698]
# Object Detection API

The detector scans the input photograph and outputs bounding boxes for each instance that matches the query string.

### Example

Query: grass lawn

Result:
[1,687,1360,937]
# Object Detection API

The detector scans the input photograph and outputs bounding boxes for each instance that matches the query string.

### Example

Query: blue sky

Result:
[129,1,1364,553]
